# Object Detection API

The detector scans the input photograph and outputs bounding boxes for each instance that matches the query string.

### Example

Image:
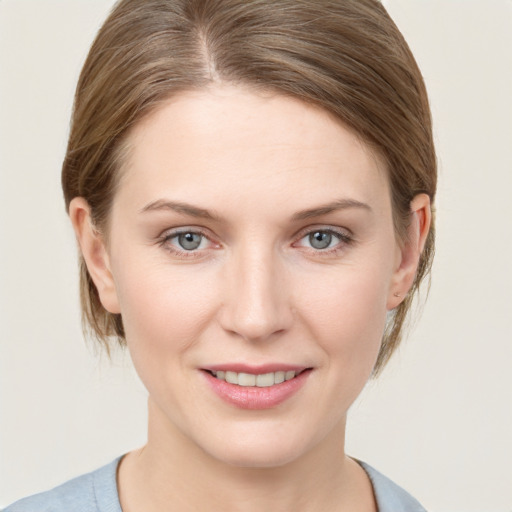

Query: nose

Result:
[218,243,293,342]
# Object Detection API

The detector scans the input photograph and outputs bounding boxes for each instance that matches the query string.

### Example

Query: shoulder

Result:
[357,460,427,512]
[3,457,122,512]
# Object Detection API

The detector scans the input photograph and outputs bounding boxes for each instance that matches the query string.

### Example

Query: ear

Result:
[69,197,121,314]
[387,193,432,310]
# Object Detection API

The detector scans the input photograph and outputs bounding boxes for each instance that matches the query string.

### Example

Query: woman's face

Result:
[87,85,409,467]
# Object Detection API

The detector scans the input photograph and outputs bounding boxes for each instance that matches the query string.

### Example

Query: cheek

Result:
[296,264,390,363]
[112,257,219,355]
[288,265,392,431]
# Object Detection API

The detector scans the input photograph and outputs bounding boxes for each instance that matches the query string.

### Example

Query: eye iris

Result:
[309,231,332,249]
[178,232,202,250]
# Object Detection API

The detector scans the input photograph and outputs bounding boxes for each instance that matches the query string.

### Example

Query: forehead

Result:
[116,84,391,218]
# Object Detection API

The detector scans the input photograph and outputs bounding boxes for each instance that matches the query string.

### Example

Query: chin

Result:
[212,443,304,469]
[197,422,322,469]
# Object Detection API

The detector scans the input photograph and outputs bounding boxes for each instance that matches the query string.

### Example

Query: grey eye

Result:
[178,232,203,250]
[309,231,333,249]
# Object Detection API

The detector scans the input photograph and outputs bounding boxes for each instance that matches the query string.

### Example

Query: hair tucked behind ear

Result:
[63,0,436,374]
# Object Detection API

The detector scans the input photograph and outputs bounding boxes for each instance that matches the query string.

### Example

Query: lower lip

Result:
[202,370,311,410]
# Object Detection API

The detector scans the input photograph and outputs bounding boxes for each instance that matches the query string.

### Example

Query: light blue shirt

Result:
[4,457,426,511]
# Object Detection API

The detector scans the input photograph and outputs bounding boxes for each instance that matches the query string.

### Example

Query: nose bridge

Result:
[220,238,291,341]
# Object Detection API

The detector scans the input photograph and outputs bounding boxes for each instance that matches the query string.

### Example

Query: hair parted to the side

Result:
[62,0,436,374]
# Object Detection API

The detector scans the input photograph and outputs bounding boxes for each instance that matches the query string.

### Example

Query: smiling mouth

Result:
[207,369,308,387]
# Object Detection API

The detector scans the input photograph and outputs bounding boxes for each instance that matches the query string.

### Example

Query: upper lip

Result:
[202,363,310,374]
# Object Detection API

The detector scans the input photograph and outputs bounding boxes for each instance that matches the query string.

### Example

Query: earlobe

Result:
[387,193,431,310]
[69,197,121,314]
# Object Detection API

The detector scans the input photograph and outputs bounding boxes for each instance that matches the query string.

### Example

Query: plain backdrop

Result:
[0,1,511,510]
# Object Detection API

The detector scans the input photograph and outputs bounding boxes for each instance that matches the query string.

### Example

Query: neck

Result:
[118,399,376,512]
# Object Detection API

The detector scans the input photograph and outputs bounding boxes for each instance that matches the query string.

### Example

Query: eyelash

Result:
[293,227,354,256]
[157,226,354,259]
[157,228,216,259]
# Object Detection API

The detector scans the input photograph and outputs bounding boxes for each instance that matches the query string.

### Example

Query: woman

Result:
[5,0,435,510]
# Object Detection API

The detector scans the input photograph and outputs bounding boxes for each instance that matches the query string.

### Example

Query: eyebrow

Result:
[139,199,220,220]
[291,198,372,221]
[139,197,372,222]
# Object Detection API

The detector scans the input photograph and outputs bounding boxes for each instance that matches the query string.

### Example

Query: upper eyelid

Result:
[160,226,213,240]
[293,224,353,240]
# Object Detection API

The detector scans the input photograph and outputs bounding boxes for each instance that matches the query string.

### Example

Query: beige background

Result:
[1,1,511,510]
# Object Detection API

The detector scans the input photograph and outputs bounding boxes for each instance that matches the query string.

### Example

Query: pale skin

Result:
[70,84,431,512]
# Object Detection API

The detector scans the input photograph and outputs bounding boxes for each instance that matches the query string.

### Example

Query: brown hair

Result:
[62,0,436,374]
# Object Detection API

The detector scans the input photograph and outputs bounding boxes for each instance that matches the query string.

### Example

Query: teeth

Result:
[256,373,274,387]
[212,370,298,387]
[225,371,238,384]
[238,373,256,386]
